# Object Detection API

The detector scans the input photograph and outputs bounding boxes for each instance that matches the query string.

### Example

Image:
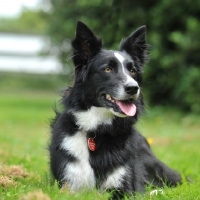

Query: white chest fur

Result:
[74,106,114,131]
[61,131,95,191]
[60,107,127,192]
[100,166,127,191]
[61,131,127,192]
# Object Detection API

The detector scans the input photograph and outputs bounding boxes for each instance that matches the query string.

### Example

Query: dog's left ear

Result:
[71,21,102,68]
[120,25,149,66]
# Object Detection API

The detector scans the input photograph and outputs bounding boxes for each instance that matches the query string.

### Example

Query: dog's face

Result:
[71,21,149,117]
[85,50,140,117]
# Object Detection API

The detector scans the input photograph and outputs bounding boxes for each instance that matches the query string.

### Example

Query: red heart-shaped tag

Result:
[88,138,96,151]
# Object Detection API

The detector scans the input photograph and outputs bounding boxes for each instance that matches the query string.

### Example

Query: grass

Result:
[0,73,200,199]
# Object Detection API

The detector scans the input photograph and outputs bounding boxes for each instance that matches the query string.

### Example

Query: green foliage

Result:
[144,1,200,113]
[47,0,200,113]
[0,9,48,34]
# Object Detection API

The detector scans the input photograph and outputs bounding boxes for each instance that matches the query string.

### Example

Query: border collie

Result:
[50,21,182,198]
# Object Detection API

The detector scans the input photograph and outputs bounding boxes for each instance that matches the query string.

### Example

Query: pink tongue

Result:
[115,100,136,116]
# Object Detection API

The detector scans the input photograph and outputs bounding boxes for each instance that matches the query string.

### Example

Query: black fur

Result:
[50,21,182,198]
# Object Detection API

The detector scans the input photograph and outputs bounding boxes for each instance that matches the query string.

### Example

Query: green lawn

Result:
[0,88,200,199]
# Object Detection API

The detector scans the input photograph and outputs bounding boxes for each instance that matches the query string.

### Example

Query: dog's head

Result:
[70,21,149,118]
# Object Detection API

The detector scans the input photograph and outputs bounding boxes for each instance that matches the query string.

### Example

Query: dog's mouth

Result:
[102,94,137,117]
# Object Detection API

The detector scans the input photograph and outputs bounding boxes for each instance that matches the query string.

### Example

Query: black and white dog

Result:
[50,21,182,198]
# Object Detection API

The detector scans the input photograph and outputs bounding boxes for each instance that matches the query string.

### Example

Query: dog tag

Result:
[88,138,96,151]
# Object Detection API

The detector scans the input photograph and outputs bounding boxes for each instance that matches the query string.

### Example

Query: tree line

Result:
[47,0,200,113]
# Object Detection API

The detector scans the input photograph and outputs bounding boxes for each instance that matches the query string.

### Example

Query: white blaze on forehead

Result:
[114,52,139,85]
[114,52,128,79]
[113,52,140,99]
[114,52,125,64]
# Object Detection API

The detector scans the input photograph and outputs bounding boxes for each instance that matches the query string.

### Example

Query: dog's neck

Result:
[73,106,115,132]
[72,106,136,136]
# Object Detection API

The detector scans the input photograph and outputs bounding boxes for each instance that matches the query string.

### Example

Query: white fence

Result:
[0,33,63,74]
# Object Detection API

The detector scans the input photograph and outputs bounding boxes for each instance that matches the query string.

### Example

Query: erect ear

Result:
[120,25,149,66]
[71,21,102,68]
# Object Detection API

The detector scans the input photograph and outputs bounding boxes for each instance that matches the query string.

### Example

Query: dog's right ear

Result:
[71,21,102,68]
[120,26,149,66]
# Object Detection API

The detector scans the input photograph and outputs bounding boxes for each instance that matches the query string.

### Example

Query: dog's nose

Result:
[125,84,139,95]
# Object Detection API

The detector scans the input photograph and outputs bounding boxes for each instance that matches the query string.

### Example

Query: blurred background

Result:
[0,0,199,112]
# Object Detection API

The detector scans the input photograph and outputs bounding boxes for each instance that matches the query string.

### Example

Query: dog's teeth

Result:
[105,94,116,102]
[106,94,112,101]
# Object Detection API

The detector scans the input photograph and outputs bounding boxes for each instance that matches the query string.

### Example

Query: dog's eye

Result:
[130,69,136,75]
[104,67,112,73]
